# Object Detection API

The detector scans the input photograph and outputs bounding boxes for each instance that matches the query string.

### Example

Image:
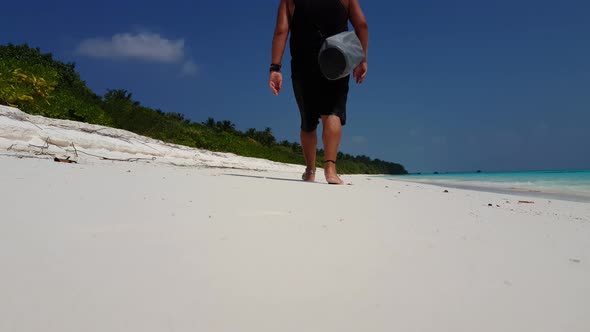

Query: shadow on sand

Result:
[223,173,351,186]
[222,173,307,183]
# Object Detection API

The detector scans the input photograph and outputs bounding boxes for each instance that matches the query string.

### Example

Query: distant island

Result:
[0,44,407,175]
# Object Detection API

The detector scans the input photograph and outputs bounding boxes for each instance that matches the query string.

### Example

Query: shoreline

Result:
[386,177,590,203]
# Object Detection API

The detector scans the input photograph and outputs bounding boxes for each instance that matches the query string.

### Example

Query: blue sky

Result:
[1,0,589,173]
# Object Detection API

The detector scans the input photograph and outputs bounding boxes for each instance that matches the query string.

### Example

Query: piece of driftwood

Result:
[518,200,535,204]
[54,156,77,164]
[71,143,78,157]
[28,138,50,152]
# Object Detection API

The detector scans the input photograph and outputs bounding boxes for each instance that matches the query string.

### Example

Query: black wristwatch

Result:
[270,63,282,73]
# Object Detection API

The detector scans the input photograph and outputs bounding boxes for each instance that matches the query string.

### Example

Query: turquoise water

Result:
[388,169,590,202]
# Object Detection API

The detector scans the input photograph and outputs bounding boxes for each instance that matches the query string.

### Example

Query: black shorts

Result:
[291,68,349,132]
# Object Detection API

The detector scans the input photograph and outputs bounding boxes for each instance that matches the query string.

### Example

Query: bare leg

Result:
[300,129,317,181]
[321,115,343,184]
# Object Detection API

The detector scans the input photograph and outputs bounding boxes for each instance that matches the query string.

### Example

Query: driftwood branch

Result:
[54,157,77,164]
[6,126,161,164]
[71,149,156,162]
[71,143,78,157]
[28,137,50,152]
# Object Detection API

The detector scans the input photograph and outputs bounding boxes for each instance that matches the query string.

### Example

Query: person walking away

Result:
[269,0,369,184]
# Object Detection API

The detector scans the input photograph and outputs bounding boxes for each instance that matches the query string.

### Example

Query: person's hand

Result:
[353,60,368,84]
[269,72,283,96]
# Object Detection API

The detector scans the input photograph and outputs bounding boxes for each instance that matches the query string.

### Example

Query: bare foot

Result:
[302,168,316,182]
[323,160,343,185]
[325,175,343,185]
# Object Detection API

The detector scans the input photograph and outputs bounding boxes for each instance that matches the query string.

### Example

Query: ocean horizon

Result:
[388,169,590,202]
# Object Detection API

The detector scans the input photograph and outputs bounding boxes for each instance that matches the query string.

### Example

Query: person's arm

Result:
[269,0,290,96]
[349,0,368,83]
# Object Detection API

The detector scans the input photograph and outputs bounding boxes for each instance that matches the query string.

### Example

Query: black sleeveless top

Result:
[290,0,349,70]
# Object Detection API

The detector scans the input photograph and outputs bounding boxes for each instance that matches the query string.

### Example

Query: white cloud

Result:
[77,32,185,63]
[181,60,198,76]
[77,32,199,76]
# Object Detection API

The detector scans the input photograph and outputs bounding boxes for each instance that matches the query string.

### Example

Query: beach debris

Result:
[488,203,493,207]
[496,204,500,207]
[518,200,535,204]
[53,156,77,164]
[443,190,449,193]
[570,258,581,263]
[385,186,389,188]
[26,134,158,163]
[71,142,78,157]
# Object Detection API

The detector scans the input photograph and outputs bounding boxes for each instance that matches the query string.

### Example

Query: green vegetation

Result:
[0,43,407,174]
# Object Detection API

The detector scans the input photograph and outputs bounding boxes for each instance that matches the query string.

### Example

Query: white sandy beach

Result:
[1,105,589,332]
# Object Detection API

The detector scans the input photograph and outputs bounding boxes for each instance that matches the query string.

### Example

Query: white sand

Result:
[0,105,301,172]
[1,105,590,332]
